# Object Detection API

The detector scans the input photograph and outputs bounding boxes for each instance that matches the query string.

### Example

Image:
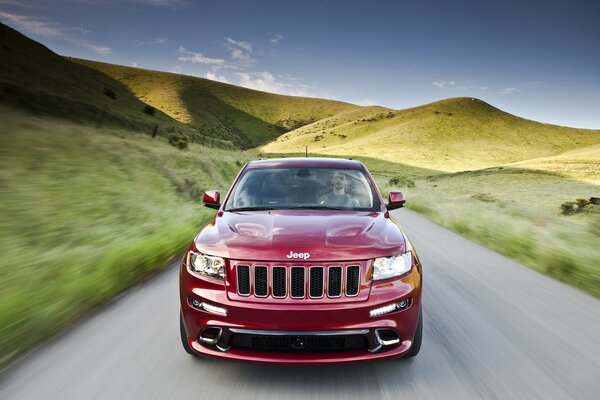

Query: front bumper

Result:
[180,261,422,363]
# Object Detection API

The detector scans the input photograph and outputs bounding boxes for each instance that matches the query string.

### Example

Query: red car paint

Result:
[179,158,422,363]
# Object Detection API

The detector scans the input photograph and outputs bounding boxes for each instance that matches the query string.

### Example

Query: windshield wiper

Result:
[226,206,279,212]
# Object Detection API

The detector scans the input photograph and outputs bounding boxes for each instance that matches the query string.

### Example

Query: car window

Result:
[225,167,380,211]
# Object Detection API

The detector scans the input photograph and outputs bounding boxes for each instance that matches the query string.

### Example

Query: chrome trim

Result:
[272,266,287,298]
[290,266,305,299]
[199,328,223,345]
[308,266,324,298]
[345,265,361,297]
[327,266,343,298]
[374,329,401,346]
[229,328,369,336]
[367,344,383,353]
[253,265,268,297]
[236,264,251,296]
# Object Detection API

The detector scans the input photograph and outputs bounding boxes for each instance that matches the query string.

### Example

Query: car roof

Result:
[246,157,364,169]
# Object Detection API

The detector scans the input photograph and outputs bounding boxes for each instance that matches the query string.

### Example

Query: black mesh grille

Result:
[291,267,305,298]
[237,265,250,296]
[254,266,268,297]
[328,267,342,297]
[230,333,367,353]
[309,267,324,298]
[272,267,286,298]
[346,266,360,296]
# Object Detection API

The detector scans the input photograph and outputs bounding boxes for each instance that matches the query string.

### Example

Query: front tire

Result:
[405,308,422,358]
[180,311,195,355]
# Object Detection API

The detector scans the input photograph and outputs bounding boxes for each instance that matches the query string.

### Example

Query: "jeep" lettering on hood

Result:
[286,251,310,259]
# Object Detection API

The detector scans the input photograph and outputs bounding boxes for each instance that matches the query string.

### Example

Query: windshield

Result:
[224,167,381,212]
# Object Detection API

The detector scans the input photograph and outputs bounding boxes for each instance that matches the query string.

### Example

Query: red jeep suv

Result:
[179,158,422,363]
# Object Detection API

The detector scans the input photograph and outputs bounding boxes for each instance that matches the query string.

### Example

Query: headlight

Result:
[189,251,225,279]
[373,251,412,280]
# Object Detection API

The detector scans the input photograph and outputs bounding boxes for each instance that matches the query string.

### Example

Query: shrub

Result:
[471,193,496,202]
[143,105,156,116]
[103,88,116,99]
[168,132,188,150]
[388,177,415,188]
[235,160,244,167]
[560,198,595,215]
[560,201,576,215]
[576,198,590,211]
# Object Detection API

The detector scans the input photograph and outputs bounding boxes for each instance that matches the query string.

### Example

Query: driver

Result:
[318,171,360,207]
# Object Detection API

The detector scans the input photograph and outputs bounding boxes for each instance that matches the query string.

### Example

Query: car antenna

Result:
[305,146,308,158]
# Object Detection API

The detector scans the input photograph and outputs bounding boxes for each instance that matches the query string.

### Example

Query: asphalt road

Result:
[1,209,599,399]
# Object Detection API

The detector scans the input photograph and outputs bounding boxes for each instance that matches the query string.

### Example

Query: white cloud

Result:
[433,80,456,89]
[270,34,283,43]
[205,72,229,83]
[87,44,110,56]
[356,98,378,106]
[0,11,64,36]
[177,46,226,66]
[0,11,110,56]
[153,37,169,44]
[498,87,519,95]
[170,65,183,73]
[225,37,253,65]
[236,71,319,97]
[132,62,138,67]
[226,37,252,52]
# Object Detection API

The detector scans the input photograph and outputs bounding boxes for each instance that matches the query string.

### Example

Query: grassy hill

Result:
[0,22,358,149]
[0,23,207,141]
[72,58,360,147]
[263,97,600,171]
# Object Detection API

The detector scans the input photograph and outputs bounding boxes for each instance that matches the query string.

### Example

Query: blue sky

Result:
[1,0,599,129]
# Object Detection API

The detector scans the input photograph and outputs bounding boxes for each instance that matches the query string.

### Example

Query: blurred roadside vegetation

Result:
[0,109,251,367]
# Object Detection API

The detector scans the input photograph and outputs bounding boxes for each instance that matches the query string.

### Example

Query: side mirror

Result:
[387,191,405,210]
[202,190,221,210]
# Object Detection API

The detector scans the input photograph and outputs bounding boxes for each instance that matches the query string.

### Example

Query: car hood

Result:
[194,210,406,262]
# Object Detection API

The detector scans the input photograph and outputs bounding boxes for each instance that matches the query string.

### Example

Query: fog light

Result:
[369,298,412,317]
[188,297,228,316]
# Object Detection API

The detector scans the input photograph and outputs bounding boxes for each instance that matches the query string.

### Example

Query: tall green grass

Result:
[0,109,249,366]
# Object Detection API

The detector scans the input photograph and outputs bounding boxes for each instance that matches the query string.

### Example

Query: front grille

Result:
[235,263,362,299]
[230,333,368,353]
